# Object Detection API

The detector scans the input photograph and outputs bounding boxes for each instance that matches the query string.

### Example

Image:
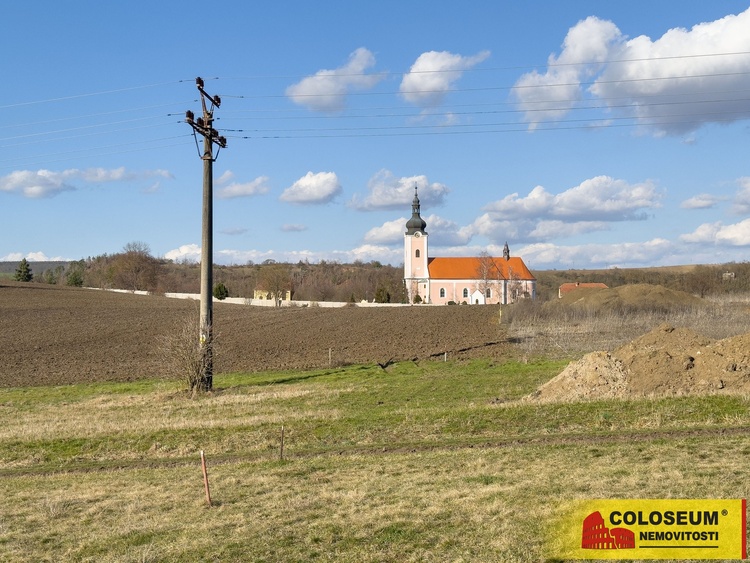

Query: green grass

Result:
[1,359,749,562]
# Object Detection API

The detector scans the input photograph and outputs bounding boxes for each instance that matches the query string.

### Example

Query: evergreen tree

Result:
[65,260,86,287]
[213,282,229,300]
[13,258,33,282]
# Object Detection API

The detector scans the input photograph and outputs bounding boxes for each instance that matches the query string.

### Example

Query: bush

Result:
[161,313,214,394]
[213,282,229,300]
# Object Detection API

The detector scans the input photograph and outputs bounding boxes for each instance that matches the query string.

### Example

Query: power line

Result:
[2,50,750,169]
[7,67,746,144]
[0,80,188,110]
[216,50,750,81]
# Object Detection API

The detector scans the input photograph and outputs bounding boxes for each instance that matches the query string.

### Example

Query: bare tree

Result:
[113,241,160,291]
[258,264,292,305]
[161,311,213,394]
[475,251,501,301]
[507,266,524,303]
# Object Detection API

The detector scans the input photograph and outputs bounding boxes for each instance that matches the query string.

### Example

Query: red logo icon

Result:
[582,511,635,550]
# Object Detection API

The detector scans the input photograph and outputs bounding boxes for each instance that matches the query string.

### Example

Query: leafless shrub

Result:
[160,312,214,394]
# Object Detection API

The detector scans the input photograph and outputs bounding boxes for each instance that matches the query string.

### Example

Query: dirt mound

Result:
[550,283,705,313]
[526,324,750,402]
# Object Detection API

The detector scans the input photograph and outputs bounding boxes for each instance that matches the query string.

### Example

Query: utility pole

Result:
[186,77,226,391]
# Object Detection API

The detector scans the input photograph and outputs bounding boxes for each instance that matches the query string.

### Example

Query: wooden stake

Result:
[200,450,212,507]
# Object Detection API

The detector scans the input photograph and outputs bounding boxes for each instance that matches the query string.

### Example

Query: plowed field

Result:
[1,281,508,387]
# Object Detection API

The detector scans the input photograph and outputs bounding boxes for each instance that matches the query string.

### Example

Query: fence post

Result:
[200,450,212,507]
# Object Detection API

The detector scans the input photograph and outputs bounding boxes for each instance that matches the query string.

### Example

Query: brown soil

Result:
[0,281,509,387]
[5,280,750,400]
[526,323,750,402]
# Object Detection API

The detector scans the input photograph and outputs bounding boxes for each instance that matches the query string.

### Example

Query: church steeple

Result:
[503,241,510,260]
[405,185,427,235]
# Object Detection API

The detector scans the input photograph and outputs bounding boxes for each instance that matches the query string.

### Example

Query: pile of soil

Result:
[0,281,508,387]
[526,323,750,402]
[550,283,705,313]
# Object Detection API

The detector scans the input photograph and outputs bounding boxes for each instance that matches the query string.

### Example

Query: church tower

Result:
[404,185,429,303]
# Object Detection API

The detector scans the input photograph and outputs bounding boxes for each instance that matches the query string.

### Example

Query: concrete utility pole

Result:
[186,77,227,391]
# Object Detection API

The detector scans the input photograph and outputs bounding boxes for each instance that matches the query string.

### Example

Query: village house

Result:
[403,187,536,305]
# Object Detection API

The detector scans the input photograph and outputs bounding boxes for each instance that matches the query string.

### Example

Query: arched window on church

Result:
[485,288,492,299]
[415,249,420,258]
[462,288,469,299]
[439,288,446,298]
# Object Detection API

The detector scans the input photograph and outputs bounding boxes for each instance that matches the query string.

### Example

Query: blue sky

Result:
[3,1,750,270]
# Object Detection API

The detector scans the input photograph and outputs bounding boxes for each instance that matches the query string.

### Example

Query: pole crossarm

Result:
[186,77,227,157]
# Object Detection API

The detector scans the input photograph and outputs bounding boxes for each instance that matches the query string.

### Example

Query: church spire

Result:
[405,184,427,235]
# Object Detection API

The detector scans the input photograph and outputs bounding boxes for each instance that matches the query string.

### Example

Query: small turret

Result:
[503,242,510,260]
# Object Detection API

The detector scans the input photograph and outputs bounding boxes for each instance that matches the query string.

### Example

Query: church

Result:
[404,187,536,305]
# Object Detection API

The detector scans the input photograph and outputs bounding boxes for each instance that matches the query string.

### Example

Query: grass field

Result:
[1,359,749,562]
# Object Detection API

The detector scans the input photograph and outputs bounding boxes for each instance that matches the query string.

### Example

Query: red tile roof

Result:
[427,256,535,280]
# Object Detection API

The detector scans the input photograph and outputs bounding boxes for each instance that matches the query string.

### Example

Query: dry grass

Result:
[1,436,747,562]
[507,300,750,359]
[1,360,749,561]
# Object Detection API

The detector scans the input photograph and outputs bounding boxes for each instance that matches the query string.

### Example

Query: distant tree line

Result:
[12,243,749,303]
[12,242,407,303]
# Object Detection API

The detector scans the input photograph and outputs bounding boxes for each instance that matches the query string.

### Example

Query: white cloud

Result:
[519,238,673,268]
[286,48,384,112]
[484,176,660,222]
[0,251,61,261]
[217,170,235,184]
[557,176,658,219]
[165,244,201,263]
[422,214,473,246]
[731,177,750,214]
[0,167,173,199]
[469,213,608,245]
[681,219,750,246]
[400,50,490,107]
[281,224,308,232]
[362,214,470,246]
[0,252,24,261]
[469,176,659,244]
[679,222,721,243]
[217,176,270,199]
[363,218,405,245]
[483,185,555,219]
[350,169,449,211]
[209,246,402,267]
[26,251,52,261]
[514,8,750,135]
[0,170,75,198]
[347,244,401,264]
[715,219,750,245]
[513,16,619,130]
[470,213,520,242]
[280,171,342,204]
[681,193,723,209]
[528,220,609,239]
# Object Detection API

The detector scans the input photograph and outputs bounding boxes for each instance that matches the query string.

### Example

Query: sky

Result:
[3,1,750,271]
